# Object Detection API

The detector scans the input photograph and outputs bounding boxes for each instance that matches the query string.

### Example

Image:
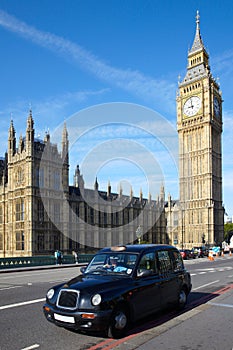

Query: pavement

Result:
[131,284,233,350]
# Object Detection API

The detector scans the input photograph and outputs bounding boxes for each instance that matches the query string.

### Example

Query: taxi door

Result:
[157,250,180,307]
[130,252,162,320]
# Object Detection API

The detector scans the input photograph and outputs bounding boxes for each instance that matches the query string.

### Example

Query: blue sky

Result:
[0,0,233,217]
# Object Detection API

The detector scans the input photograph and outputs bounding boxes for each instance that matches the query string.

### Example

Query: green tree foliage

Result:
[224,223,233,242]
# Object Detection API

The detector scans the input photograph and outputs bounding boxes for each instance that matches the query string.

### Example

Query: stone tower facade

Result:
[176,12,224,247]
[0,112,70,257]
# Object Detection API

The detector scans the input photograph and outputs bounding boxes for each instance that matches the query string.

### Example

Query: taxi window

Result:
[170,250,184,271]
[137,252,158,275]
[85,253,138,274]
[157,250,172,273]
[87,254,107,270]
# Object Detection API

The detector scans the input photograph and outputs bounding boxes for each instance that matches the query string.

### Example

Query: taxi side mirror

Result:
[137,269,153,277]
[80,266,87,274]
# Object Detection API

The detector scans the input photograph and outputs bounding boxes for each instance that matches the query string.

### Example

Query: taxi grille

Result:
[56,289,79,310]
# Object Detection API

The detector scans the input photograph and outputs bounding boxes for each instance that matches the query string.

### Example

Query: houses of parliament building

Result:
[0,12,224,257]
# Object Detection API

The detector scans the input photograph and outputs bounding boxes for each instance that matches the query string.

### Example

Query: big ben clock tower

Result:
[177,11,224,247]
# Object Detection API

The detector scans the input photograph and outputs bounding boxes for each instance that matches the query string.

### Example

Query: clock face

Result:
[214,97,220,117]
[183,96,201,117]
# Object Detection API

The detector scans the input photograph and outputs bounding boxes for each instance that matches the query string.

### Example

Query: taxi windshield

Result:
[85,253,138,275]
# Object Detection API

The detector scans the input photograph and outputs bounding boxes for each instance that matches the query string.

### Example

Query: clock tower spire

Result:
[190,10,205,54]
[176,11,224,248]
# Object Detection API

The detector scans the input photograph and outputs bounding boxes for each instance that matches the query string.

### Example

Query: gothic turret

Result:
[62,123,69,191]
[94,177,99,191]
[119,183,123,198]
[19,134,24,153]
[62,123,69,161]
[130,186,133,200]
[26,110,35,155]
[160,184,165,203]
[140,188,143,202]
[107,181,111,197]
[8,120,16,157]
[73,165,84,192]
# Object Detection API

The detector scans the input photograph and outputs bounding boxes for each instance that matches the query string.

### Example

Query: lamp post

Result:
[202,233,205,245]
[181,208,184,250]
[136,225,142,244]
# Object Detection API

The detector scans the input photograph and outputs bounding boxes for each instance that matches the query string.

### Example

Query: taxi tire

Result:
[177,288,187,310]
[107,306,129,338]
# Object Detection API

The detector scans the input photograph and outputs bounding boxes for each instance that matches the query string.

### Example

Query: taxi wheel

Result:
[107,306,129,338]
[177,288,187,310]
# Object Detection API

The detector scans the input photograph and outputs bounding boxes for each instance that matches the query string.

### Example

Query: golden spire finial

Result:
[196,10,200,30]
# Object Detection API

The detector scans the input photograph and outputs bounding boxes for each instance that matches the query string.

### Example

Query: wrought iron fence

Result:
[0,254,94,269]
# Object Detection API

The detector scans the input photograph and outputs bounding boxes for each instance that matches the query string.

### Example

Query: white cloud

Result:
[212,49,233,77]
[0,88,109,155]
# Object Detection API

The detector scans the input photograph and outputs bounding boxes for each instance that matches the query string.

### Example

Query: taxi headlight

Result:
[91,293,101,306]
[47,288,55,299]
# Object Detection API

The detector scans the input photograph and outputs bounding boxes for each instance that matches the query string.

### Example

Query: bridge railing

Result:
[0,254,94,269]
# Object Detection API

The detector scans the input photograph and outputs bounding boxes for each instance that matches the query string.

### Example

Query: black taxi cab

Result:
[43,244,192,338]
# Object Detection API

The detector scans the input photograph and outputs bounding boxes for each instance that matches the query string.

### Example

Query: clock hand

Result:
[190,98,194,109]
[188,102,194,110]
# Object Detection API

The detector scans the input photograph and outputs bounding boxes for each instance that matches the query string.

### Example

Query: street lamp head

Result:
[136,225,142,238]
[136,225,142,244]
